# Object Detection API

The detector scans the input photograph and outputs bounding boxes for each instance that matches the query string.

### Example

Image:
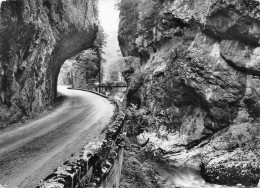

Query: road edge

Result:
[37,88,126,188]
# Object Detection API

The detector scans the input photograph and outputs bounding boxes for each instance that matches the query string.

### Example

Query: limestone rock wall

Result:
[118,0,260,186]
[0,0,98,127]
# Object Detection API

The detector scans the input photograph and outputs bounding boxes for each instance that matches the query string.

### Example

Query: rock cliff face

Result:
[0,0,98,126]
[118,0,260,186]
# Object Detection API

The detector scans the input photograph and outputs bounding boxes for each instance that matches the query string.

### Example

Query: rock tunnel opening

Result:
[48,31,98,102]
[56,47,101,96]
[56,0,122,97]
[0,0,99,126]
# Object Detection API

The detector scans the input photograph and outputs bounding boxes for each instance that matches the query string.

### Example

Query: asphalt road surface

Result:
[0,86,114,188]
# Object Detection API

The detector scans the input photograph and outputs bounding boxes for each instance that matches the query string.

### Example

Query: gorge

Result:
[0,0,260,187]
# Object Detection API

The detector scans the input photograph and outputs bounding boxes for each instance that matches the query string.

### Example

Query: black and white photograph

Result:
[0,0,260,187]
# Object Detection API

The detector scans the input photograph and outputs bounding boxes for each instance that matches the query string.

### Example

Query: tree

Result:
[94,25,107,91]
[106,56,139,83]
[94,25,107,54]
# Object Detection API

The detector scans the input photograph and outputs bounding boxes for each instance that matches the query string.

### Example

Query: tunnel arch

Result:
[0,0,99,126]
[48,28,98,101]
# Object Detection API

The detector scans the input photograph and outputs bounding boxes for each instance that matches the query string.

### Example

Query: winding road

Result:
[0,86,114,188]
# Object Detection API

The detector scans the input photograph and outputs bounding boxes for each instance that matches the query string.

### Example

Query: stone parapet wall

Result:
[37,92,126,188]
